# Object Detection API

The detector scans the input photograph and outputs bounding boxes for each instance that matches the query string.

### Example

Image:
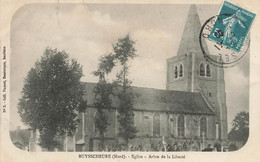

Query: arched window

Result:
[206,64,211,77]
[200,116,207,138]
[178,115,185,137]
[153,113,160,137]
[93,111,106,136]
[170,117,174,136]
[200,63,205,76]
[143,115,150,136]
[174,66,178,78]
[179,64,183,77]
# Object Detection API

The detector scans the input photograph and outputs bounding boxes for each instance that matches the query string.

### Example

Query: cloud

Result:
[92,11,115,26]
[237,51,250,77]
[132,28,173,58]
[127,28,174,89]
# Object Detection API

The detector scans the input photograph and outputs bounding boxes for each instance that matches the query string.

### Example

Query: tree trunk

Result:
[125,138,129,151]
[100,134,105,151]
[123,64,126,94]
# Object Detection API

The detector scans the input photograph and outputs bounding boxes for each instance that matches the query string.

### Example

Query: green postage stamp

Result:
[208,1,256,52]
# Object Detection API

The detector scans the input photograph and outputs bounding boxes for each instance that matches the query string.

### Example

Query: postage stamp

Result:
[199,1,256,68]
[208,1,256,52]
[199,14,250,68]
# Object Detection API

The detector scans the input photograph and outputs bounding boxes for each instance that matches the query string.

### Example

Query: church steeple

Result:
[177,4,209,56]
[167,4,228,140]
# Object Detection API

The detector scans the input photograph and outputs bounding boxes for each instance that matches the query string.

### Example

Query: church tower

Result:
[166,4,228,140]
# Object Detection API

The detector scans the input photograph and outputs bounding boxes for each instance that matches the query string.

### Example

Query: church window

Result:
[200,116,207,138]
[200,63,205,76]
[153,113,160,137]
[218,125,222,139]
[178,115,185,137]
[144,114,150,136]
[174,66,178,78]
[179,64,183,77]
[93,111,106,136]
[170,117,174,136]
[206,64,211,77]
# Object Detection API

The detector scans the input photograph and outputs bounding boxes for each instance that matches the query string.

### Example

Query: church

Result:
[26,4,228,152]
[59,4,228,152]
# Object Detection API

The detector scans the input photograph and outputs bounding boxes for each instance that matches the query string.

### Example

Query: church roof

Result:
[177,4,209,56]
[83,82,215,115]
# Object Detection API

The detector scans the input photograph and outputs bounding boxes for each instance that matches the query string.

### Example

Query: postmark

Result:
[199,1,256,68]
[199,14,250,68]
[208,1,255,52]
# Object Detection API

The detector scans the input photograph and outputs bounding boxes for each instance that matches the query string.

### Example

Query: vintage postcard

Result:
[1,0,260,162]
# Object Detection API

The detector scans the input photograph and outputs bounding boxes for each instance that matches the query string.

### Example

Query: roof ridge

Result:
[83,81,201,94]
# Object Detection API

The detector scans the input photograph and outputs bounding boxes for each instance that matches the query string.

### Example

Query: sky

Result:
[10,4,249,131]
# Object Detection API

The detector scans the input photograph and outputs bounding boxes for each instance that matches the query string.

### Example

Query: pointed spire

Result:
[177,4,209,56]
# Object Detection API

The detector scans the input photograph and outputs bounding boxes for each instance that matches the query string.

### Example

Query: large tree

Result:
[113,34,138,149]
[92,53,116,151]
[228,111,249,146]
[18,48,86,150]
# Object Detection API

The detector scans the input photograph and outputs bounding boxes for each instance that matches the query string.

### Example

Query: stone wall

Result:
[74,107,216,151]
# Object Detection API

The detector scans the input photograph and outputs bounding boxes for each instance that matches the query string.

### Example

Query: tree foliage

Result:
[92,53,116,150]
[113,34,137,65]
[91,34,138,150]
[228,111,249,145]
[113,34,138,149]
[18,48,86,150]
